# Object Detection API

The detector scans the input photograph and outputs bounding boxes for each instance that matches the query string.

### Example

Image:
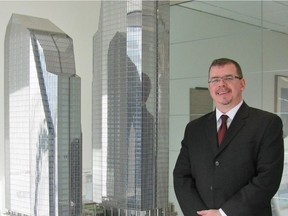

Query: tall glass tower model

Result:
[4,14,82,216]
[92,1,169,215]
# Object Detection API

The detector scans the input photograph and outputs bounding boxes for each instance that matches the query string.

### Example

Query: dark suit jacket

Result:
[173,102,284,216]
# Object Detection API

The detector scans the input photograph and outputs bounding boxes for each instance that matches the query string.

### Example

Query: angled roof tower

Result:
[4,14,82,216]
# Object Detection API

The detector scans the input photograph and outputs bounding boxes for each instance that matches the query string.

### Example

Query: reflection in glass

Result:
[92,1,170,215]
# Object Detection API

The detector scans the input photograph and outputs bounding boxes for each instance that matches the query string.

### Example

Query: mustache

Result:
[216,87,231,94]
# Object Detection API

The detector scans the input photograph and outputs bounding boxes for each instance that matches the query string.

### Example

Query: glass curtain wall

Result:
[169,1,288,216]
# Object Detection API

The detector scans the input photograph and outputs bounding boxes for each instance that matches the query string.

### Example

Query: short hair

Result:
[208,58,243,78]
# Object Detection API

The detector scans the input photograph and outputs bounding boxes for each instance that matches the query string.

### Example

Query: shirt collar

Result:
[216,100,243,121]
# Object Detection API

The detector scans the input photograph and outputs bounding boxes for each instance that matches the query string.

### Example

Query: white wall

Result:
[0,1,101,213]
[169,4,288,215]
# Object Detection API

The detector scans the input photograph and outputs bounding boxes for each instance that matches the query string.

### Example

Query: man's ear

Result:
[241,78,246,91]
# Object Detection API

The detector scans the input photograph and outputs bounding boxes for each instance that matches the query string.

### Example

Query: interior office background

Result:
[1,1,288,215]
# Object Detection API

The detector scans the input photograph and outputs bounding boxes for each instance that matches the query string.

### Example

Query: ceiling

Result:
[170,0,288,35]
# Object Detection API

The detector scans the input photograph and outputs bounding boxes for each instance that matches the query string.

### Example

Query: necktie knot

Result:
[221,115,228,124]
[218,115,228,145]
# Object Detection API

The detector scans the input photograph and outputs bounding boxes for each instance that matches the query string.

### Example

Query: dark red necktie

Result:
[218,115,228,144]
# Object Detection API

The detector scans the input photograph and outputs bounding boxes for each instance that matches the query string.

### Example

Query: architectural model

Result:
[92,1,170,215]
[4,14,82,216]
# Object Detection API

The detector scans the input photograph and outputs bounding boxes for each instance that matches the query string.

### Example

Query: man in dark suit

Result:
[173,58,284,216]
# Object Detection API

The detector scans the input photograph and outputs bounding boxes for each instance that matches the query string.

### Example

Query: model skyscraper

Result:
[4,14,82,216]
[92,1,170,215]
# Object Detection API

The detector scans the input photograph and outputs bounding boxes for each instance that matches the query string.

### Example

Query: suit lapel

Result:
[205,111,218,155]
[217,102,249,154]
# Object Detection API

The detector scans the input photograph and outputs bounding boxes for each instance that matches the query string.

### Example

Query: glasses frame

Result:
[208,75,242,85]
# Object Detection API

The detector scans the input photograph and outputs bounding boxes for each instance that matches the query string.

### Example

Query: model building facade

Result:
[4,14,82,216]
[92,1,170,215]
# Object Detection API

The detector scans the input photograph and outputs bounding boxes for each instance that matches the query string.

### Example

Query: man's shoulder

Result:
[244,105,281,122]
[188,111,214,125]
[248,106,278,117]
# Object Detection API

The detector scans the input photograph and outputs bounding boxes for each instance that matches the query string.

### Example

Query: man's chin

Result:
[222,101,231,105]
[217,100,231,107]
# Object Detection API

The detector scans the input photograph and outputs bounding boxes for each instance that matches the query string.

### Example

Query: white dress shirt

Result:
[215,100,243,216]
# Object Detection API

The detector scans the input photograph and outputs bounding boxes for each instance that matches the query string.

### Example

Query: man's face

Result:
[208,63,246,112]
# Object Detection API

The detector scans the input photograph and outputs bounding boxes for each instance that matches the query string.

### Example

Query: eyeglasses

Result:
[208,75,242,85]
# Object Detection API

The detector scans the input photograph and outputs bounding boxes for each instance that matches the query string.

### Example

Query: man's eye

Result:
[211,79,220,83]
[225,76,233,81]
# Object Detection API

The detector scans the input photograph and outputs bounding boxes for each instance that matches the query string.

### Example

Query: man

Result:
[173,58,284,216]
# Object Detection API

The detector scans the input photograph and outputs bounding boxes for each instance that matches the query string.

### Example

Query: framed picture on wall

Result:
[190,87,213,121]
[275,75,288,138]
[274,76,288,215]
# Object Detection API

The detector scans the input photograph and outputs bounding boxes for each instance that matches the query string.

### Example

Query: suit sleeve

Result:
[222,115,284,215]
[173,123,207,216]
